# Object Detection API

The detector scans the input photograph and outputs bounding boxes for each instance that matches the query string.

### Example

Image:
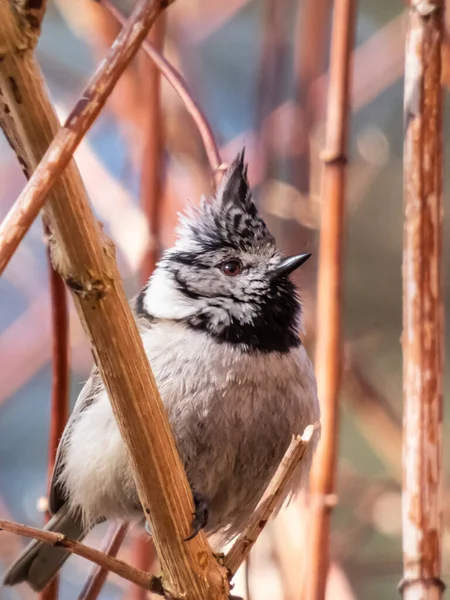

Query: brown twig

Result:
[224,425,316,576]
[306,1,356,599]
[0,0,177,275]
[53,0,151,167]
[41,225,70,600]
[292,0,332,193]
[44,223,70,486]
[0,1,229,598]
[254,0,288,183]
[77,523,129,600]
[100,0,224,185]
[401,1,444,598]
[0,520,160,592]
[132,14,166,597]
[138,14,166,282]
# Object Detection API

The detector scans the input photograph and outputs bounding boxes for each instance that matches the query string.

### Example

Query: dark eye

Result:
[220,260,242,277]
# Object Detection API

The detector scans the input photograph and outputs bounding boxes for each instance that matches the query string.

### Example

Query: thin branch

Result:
[53,0,148,168]
[139,13,166,282]
[133,14,166,597]
[306,1,356,599]
[224,425,316,576]
[77,523,129,600]
[0,520,160,593]
[401,1,444,598]
[44,223,70,486]
[0,0,176,275]
[41,223,70,600]
[99,0,224,185]
[0,1,229,598]
[291,0,332,192]
[254,0,288,183]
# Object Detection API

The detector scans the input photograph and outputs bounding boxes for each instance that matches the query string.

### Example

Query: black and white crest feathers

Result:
[174,149,275,255]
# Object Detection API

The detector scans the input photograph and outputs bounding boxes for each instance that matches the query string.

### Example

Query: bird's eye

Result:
[220,260,242,277]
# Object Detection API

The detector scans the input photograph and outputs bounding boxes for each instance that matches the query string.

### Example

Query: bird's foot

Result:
[184,492,209,541]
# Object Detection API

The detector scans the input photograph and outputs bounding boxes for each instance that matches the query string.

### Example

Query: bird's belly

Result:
[63,331,318,534]
[165,380,309,538]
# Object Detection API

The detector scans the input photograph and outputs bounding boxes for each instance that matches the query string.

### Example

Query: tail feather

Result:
[3,505,86,592]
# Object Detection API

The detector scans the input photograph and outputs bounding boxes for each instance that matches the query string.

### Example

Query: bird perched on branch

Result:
[4,151,320,592]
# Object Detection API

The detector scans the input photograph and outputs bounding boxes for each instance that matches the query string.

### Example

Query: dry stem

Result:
[133,14,167,597]
[0,1,229,598]
[42,225,70,600]
[77,523,129,600]
[100,0,224,184]
[224,425,316,576]
[401,1,444,598]
[306,1,356,599]
[44,224,70,486]
[0,0,177,275]
[138,13,166,282]
[0,520,159,592]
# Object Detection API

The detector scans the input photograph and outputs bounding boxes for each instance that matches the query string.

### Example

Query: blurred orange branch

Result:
[138,14,166,282]
[41,223,70,600]
[100,0,224,185]
[134,12,166,597]
[0,0,176,275]
[307,1,357,599]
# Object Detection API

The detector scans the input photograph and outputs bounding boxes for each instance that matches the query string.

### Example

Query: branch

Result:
[77,523,129,600]
[99,0,224,186]
[401,1,444,598]
[134,15,166,599]
[224,425,317,576]
[306,0,356,599]
[0,520,161,593]
[0,1,229,598]
[138,12,166,282]
[0,0,176,275]
[44,223,70,487]
[42,223,70,600]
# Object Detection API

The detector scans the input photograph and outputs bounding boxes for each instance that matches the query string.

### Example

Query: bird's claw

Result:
[184,492,209,541]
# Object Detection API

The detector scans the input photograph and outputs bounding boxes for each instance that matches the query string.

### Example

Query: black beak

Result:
[269,253,311,281]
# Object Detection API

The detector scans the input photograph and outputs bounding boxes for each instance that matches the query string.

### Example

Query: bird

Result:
[3,150,320,592]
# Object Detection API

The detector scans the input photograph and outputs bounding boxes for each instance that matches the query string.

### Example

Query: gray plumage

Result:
[3,150,320,592]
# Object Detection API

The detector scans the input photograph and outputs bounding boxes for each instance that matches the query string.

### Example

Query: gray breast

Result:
[142,321,318,539]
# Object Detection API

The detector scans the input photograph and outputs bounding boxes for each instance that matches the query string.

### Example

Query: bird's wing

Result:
[49,293,155,514]
[48,365,104,514]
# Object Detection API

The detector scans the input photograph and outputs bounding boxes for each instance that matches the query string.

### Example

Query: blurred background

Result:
[0,0,449,599]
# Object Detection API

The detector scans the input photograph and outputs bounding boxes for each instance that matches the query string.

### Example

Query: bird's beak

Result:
[269,253,311,281]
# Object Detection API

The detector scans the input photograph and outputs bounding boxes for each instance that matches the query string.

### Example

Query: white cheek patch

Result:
[144,269,200,320]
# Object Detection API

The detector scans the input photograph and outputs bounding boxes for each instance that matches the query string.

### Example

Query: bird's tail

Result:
[3,504,86,592]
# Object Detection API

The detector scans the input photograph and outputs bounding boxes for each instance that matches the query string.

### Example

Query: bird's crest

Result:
[174,149,275,254]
